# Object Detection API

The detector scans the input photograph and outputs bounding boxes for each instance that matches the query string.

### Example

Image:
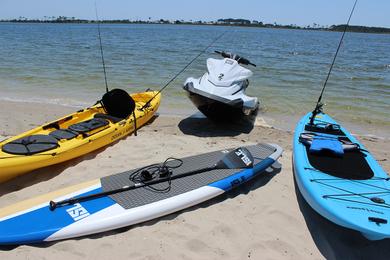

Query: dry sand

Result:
[0,101,389,260]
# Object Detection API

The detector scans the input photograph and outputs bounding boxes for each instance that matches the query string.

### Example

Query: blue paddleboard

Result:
[0,143,282,245]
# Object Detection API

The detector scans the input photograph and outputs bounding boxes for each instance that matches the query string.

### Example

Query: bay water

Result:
[0,23,389,136]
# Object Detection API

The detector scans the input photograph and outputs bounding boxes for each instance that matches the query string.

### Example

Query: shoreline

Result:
[1,21,389,35]
[0,99,388,177]
[1,99,388,140]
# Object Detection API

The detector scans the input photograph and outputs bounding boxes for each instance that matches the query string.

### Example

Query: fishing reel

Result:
[315,102,324,113]
[309,102,324,125]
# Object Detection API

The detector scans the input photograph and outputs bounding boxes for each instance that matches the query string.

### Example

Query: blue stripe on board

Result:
[0,187,116,245]
[209,158,275,191]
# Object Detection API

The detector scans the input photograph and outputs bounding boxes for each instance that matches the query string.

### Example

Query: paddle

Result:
[49,147,254,210]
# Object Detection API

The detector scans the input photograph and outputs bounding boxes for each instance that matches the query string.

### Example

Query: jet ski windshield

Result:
[207,58,253,87]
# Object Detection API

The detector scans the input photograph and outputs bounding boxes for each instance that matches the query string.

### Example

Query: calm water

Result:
[0,23,389,134]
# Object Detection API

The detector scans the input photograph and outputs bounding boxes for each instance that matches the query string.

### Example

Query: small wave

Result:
[19,76,36,81]
[368,64,390,70]
[0,96,89,108]
[350,76,383,81]
[353,133,390,141]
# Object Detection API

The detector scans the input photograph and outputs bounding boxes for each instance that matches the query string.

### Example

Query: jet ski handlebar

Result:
[214,50,256,67]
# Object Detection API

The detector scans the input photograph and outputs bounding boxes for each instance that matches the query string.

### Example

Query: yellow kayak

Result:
[0,89,161,183]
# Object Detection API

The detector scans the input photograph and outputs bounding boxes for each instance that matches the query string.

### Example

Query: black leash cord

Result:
[129,157,183,193]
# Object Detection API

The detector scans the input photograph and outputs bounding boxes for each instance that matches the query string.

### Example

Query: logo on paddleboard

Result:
[218,73,224,80]
[66,203,90,221]
[235,149,252,166]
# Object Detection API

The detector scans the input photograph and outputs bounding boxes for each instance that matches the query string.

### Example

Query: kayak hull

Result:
[293,112,390,240]
[0,91,161,183]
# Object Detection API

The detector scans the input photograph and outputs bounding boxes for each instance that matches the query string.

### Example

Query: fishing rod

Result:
[95,3,109,93]
[309,0,358,125]
[140,29,228,110]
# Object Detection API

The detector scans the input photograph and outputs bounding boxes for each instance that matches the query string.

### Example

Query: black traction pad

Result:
[101,144,276,210]
[49,129,79,140]
[94,113,124,123]
[2,134,59,155]
[68,118,109,133]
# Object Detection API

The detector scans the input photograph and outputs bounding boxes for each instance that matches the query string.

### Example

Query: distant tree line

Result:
[1,16,389,34]
[329,24,390,34]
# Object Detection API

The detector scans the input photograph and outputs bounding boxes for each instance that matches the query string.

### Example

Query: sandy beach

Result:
[0,100,389,259]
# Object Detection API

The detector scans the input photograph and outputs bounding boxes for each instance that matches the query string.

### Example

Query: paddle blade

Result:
[215,147,254,169]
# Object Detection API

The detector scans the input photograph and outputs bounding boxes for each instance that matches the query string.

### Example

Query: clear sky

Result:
[0,0,389,27]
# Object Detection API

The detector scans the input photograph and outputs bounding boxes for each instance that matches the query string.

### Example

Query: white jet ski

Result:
[183,51,259,121]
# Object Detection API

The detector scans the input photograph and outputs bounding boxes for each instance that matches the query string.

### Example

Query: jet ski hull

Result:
[184,84,258,122]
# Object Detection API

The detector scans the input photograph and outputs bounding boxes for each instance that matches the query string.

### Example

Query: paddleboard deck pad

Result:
[0,143,282,245]
[293,112,390,240]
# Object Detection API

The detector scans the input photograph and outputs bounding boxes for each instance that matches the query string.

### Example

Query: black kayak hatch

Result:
[2,135,59,155]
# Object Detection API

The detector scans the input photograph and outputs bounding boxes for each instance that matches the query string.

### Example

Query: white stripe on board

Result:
[46,186,224,241]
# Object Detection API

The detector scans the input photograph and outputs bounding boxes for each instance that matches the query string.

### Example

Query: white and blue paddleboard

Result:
[293,112,390,240]
[0,143,282,245]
